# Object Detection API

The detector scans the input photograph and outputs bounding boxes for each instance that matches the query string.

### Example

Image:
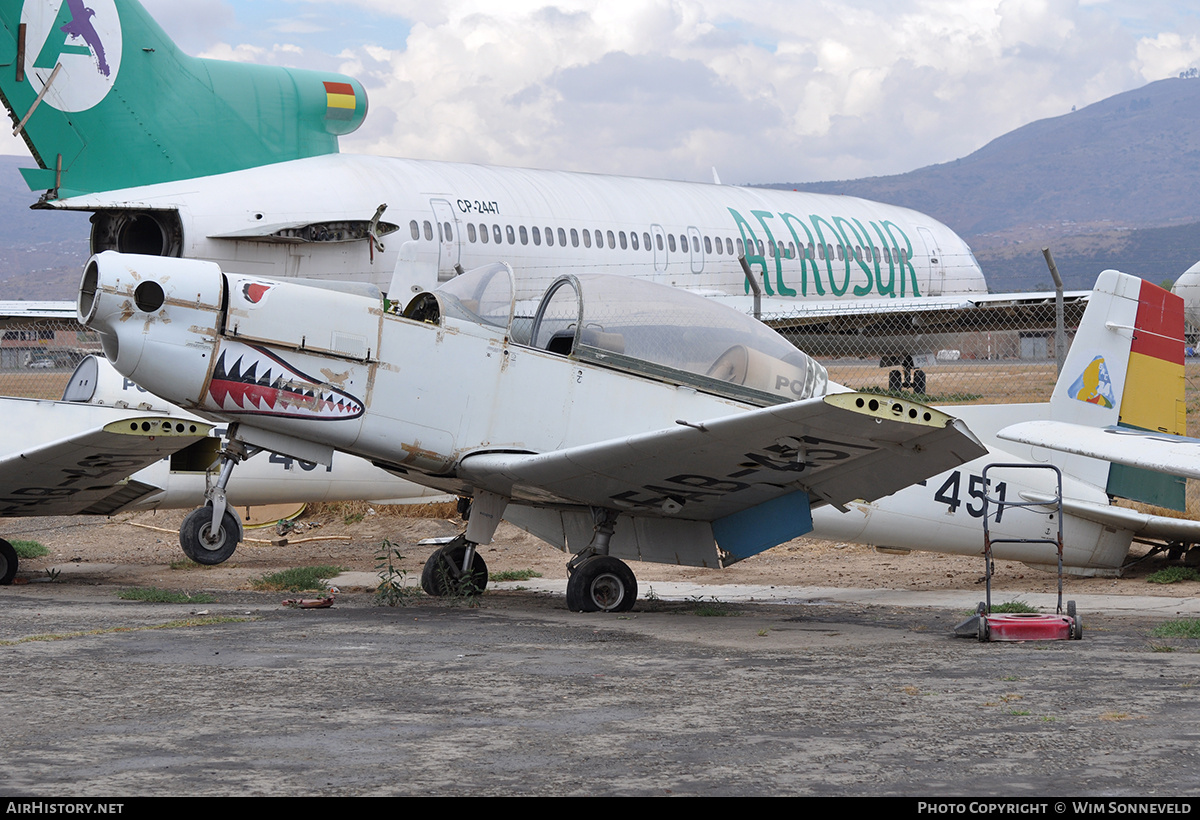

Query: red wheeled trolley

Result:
[968,463,1082,642]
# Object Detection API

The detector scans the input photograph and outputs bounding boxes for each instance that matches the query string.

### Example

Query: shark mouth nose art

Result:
[207,342,364,421]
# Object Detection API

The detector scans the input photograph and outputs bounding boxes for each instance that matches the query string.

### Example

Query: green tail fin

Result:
[0,0,367,197]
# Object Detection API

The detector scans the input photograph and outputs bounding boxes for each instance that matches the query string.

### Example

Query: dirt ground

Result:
[5,501,1195,600]
[8,504,1200,797]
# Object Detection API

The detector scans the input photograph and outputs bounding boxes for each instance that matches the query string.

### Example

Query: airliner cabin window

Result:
[726,238,734,255]
[668,234,676,252]
[532,226,541,245]
[444,222,453,241]
[423,221,433,241]
[468,224,477,242]
[582,230,592,248]
[545,226,554,246]
[558,228,567,246]
[619,231,628,249]
[410,220,420,240]
[646,232,654,250]
[595,229,604,248]
[479,224,489,243]
[519,226,529,245]
[493,225,503,244]
[704,236,712,254]
[631,232,639,250]
[607,230,616,249]
[506,226,516,244]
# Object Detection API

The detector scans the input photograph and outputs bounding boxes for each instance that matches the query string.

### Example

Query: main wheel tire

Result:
[566,555,637,613]
[179,505,241,565]
[888,370,902,392]
[0,537,16,585]
[420,543,488,597]
[1067,600,1082,640]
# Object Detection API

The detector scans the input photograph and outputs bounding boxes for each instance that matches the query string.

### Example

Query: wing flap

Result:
[459,392,986,521]
[0,416,212,516]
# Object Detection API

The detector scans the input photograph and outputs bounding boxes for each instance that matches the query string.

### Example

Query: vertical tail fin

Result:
[1050,269,1187,509]
[0,0,367,197]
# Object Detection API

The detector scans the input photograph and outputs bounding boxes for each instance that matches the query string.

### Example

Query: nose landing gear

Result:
[178,434,252,565]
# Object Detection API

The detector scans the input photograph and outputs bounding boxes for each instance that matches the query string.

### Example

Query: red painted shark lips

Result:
[206,343,364,421]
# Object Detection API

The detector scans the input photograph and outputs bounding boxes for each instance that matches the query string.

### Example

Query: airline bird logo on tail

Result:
[59,0,110,77]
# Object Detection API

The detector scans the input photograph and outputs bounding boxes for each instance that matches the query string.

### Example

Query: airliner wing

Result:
[0,414,213,517]
[458,392,986,519]
[707,290,1090,338]
[999,420,1200,480]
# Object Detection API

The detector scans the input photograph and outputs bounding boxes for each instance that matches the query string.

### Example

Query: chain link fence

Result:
[0,318,102,400]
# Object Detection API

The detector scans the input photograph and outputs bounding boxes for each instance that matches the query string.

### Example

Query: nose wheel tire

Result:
[566,555,637,613]
[180,505,241,565]
[0,538,16,585]
[421,542,489,597]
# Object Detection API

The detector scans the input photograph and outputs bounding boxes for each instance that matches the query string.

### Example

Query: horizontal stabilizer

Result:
[1021,491,1200,545]
[1000,420,1200,481]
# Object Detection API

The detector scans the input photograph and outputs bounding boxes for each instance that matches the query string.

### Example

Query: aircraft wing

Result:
[0,415,213,517]
[458,392,986,520]
[705,291,1090,357]
[999,420,1200,480]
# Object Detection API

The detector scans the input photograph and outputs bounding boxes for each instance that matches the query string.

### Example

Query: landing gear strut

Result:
[179,434,251,565]
[883,355,926,396]
[421,534,489,596]
[566,509,637,613]
[420,491,506,598]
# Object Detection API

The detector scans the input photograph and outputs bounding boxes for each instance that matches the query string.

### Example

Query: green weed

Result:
[251,565,344,592]
[490,569,543,582]
[11,540,48,559]
[1150,619,1200,639]
[118,587,217,604]
[1147,566,1200,584]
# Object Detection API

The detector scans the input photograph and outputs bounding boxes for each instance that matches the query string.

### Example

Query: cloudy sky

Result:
[4,0,1199,185]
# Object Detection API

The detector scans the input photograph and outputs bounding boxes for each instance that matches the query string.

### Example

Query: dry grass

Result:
[306,499,460,521]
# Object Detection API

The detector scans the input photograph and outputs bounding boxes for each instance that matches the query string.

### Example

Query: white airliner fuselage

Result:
[64,153,984,309]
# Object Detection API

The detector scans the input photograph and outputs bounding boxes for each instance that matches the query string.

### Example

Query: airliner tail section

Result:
[0,0,367,197]
[1049,270,1187,509]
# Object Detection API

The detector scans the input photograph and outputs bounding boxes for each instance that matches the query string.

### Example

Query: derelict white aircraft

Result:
[80,251,1199,609]
[80,251,992,610]
[0,351,446,585]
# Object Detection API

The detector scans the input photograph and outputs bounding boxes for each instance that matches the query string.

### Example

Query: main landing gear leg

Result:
[179,434,252,565]
[566,509,637,613]
[421,491,507,597]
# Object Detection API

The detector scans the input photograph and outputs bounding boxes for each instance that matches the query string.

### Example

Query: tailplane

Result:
[1049,269,1187,509]
[0,0,367,197]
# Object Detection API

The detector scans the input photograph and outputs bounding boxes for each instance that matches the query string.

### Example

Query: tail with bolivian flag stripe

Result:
[1049,269,1187,510]
[0,0,367,198]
